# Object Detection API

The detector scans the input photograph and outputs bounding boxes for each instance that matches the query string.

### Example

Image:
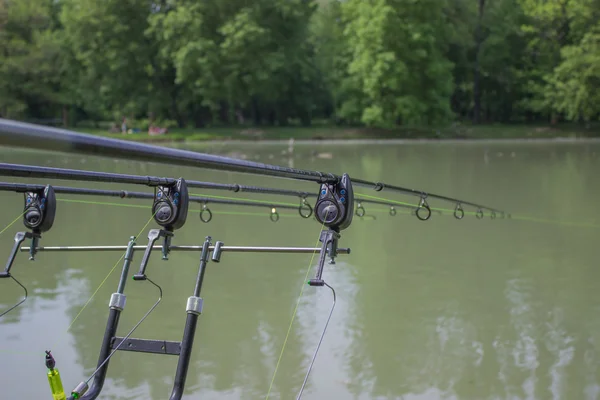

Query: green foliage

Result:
[0,0,65,118]
[1,0,598,127]
[547,27,600,121]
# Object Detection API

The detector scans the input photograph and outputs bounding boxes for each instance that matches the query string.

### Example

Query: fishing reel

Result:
[314,173,353,232]
[152,178,189,231]
[134,179,189,281]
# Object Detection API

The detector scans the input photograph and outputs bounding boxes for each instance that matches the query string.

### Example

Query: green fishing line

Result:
[0,211,27,236]
[356,192,475,214]
[355,191,600,228]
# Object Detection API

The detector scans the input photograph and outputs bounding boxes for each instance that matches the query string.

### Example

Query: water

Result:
[1,141,599,400]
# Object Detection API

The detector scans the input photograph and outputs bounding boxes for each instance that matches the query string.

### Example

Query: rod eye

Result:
[270,208,279,222]
[416,198,431,221]
[454,203,464,220]
[490,211,496,220]
[355,203,365,217]
[199,205,212,223]
[476,209,484,219]
[389,206,396,216]
[299,200,313,219]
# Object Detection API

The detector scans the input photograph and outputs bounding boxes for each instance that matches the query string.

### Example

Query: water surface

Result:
[1,141,599,400]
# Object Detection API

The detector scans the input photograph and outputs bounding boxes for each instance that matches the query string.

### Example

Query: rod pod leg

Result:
[67,237,137,400]
[169,236,219,400]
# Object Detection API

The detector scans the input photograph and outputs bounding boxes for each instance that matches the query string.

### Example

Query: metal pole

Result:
[19,245,351,254]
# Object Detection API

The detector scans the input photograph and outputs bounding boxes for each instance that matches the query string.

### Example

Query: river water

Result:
[1,141,599,400]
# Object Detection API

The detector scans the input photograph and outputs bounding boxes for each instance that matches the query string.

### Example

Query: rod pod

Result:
[67,236,219,400]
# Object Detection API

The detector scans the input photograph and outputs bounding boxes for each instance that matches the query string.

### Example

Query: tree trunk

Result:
[62,106,69,127]
[473,0,486,124]
[251,97,261,125]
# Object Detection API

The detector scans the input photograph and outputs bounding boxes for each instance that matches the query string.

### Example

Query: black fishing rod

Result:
[0,119,506,218]
[0,163,313,199]
[0,162,500,223]
[0,182,309,222]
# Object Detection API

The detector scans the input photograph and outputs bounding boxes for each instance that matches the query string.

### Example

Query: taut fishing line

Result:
[61,212,158,335]
[0,211,27,236]
[0,211,158,357]
[83,277,163,386]
[0,275,27,318]
[0,211,29,318]
[265,219,326,400]
[296,282,336,400]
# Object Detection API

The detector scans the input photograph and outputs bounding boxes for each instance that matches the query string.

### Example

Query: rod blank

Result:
[19,245,351,254]
[0,119,337,183]
[0,182,299,210]
[0,119,506,213]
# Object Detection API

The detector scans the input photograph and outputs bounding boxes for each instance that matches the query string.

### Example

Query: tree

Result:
[546,26,600,122]
[0,0,66,119]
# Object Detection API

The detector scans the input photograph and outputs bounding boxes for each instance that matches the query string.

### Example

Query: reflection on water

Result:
[1,142,600,399]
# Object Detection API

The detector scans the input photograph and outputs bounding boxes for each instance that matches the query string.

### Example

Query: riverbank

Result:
[74,123,600,143]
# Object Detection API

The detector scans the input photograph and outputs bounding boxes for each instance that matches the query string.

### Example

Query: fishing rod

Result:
[0,163,314,217]
[0,162,501,221]
[0,119,506,219]
[0,182,310,223]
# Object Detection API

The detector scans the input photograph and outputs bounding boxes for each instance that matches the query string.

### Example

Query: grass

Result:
[73,122,600,143]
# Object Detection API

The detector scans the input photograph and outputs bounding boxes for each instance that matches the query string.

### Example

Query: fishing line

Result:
[296,282,336,400]
[59,198,302,219]
[356,192,471,215]
[0,211,27,235]
[358,191,600,228]
[83,277,163,386]
[510,215,600,229]
[0,212,28,317]
[63,212,157,336]
[0,212,156,355]
[0,276,27,318]
[265,219,326,400]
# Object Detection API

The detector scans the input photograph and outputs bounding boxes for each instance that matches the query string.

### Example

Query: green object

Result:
[47,368,66,400]
[45,351,66,400]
